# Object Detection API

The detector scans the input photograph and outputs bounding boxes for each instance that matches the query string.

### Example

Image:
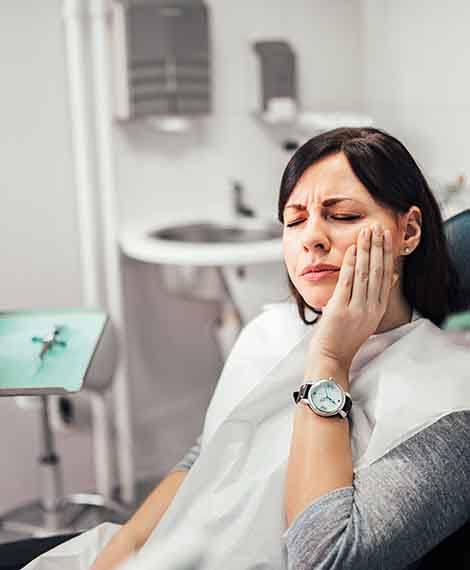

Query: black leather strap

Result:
[292,383,311,404]
[343,393,353,416]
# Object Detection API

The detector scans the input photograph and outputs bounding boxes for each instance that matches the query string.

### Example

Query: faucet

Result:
[232,180,256,218]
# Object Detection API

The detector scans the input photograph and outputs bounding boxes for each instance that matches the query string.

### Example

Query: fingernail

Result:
[392,272,399,286]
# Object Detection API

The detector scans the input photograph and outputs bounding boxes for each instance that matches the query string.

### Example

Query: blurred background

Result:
[1,0,469,540]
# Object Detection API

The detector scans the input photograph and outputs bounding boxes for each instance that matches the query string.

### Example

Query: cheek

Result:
[282,236,300,278]
[336,233,358,264]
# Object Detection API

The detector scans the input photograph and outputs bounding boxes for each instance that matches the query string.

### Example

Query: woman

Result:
[23,127,470,569]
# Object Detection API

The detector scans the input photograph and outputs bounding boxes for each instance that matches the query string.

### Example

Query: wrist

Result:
[295,400,348,425]
[304,355,350,390]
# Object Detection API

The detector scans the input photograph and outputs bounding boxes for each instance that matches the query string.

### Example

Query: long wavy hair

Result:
[278,127,466,327]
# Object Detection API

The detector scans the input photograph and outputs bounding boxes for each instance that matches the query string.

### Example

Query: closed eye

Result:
[332,215,361,221]
[285,215,360,228]
[285,219,304,228]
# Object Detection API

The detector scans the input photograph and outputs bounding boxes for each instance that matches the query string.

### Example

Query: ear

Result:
[401,206,422,254]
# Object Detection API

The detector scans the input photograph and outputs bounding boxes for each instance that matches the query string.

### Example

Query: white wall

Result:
[361,0,470,215]
[0,0,364,516]
[114,0,364,227]
[0,1,95,514]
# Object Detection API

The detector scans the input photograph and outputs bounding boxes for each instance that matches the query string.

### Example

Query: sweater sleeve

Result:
[168,434,202,474]
[284,410,470,570]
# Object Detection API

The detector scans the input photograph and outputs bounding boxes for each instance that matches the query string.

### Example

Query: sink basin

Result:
[120,215,284,267]
[120,216,288,348]
[149,221,283,244]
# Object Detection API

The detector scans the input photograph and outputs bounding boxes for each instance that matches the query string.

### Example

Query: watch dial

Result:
[310,381,343,414]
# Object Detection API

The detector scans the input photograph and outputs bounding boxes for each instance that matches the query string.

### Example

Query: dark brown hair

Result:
[278,127,466,327]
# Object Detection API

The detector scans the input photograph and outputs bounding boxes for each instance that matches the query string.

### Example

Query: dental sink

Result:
[120,215,288,355]
[120,216,284,266]
[149,221,282,244]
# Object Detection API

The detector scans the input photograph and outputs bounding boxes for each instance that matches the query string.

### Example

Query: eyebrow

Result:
[284,197,358,211]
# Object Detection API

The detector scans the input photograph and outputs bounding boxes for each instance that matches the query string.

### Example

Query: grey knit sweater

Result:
[170,411,470,569]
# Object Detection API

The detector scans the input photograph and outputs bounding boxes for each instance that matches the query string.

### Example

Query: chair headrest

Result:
[444,209,470,302]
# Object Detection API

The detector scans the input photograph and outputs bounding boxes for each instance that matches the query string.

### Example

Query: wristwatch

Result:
[293,377,352,419]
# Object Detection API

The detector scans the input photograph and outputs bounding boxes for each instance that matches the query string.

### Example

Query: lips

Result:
[302,269,339,282]
[301,263,340,276]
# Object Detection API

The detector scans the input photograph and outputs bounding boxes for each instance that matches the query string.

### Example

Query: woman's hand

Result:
[307,223,397,372]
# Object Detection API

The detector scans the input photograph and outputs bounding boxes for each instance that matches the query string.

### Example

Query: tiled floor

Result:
[0,476,161,545]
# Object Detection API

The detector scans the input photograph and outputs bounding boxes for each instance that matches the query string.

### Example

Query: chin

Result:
[298,285,334,310]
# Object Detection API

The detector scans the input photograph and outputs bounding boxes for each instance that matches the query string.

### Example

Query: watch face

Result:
[309,379,344,416]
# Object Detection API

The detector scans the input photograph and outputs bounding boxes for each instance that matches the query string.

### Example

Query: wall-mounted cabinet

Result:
[112,0,211,127]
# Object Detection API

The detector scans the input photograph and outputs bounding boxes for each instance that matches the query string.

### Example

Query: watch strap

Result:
[293,382,312,404]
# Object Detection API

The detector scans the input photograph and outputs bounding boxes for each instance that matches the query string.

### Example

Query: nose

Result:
[301,216,330,252]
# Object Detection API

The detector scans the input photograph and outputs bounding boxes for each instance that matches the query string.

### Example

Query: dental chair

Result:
[414,207,470,569]
[0,310,131,544]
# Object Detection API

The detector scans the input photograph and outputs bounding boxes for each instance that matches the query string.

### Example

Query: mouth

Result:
[302,269,340,282]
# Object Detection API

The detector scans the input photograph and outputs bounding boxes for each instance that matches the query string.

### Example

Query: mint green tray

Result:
[0,309,107,395]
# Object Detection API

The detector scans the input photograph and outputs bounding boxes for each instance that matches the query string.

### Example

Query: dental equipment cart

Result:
[0,309,131,538]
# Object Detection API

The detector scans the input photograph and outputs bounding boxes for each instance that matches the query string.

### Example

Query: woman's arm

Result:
[284,226,394,525]
[284,410,470,570]
[91,435,202,570]
[285,357,353,526]
[91,470,187,570]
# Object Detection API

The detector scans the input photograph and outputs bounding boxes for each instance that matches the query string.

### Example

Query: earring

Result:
[403,247,411,254]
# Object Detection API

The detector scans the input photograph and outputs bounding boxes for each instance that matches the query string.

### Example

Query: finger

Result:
[380,229,395,305]
[350,226,371,305]
[368,224,384,305]
[332,243,357,306]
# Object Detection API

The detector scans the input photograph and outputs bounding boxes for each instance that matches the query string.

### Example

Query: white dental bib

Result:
[24,302,470,570]
[133,302,470,569]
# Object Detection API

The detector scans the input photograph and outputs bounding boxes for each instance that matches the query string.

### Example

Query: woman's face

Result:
[282,152,405,310]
